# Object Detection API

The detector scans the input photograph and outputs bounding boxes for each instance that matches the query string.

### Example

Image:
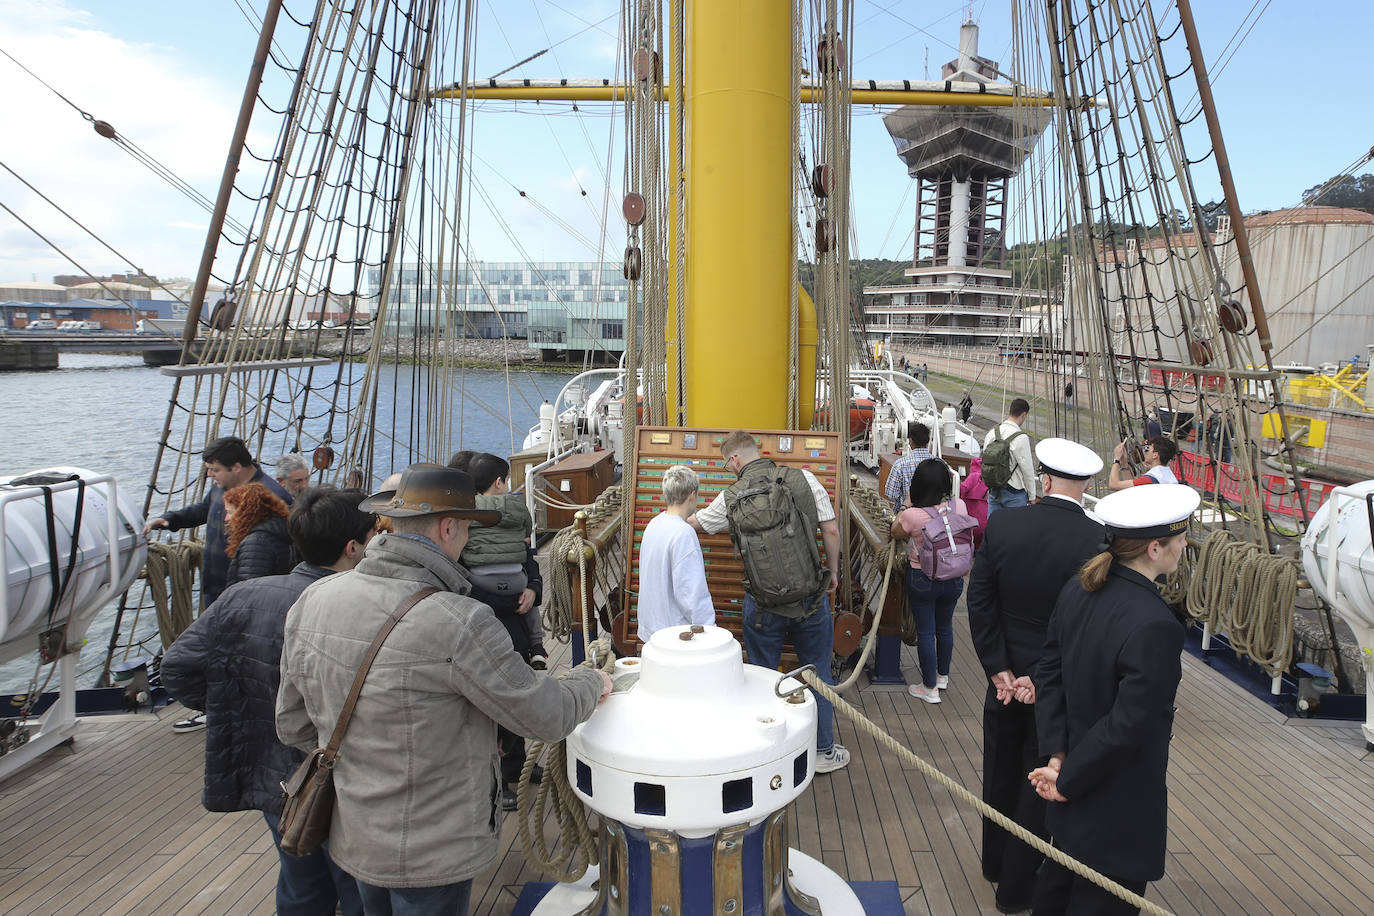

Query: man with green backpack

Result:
[689,430,849,774]
[981,398,1036,515]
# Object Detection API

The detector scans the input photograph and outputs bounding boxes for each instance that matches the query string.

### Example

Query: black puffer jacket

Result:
[225,515,294,587]
[161,563,333,814]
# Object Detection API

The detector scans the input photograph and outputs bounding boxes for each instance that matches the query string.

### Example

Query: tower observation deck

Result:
[864,20,1053,351]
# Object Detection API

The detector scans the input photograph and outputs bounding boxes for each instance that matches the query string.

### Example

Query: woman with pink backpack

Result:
[891,459,979,704]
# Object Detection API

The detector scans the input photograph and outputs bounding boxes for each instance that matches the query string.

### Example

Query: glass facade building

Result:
[368,261,629,357]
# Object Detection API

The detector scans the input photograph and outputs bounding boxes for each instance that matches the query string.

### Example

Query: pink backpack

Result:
[915,502,979,581]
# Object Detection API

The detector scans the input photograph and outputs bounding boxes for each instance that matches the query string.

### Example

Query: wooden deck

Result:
[2,606,1372,915]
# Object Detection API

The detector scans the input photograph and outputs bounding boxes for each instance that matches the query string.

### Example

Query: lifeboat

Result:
[816,387,877,440]
[1,467,145,664]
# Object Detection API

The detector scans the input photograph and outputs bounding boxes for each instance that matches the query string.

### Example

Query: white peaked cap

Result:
[1034,437,1104,480]
[1094,484,1200,539]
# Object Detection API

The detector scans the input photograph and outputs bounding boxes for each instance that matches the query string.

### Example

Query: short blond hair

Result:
[720,430,758,461]
[661,465,700,506]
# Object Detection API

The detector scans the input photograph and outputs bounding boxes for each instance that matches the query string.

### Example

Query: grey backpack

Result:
[724,469,828,610]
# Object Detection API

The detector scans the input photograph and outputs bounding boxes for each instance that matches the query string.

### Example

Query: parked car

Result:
[57,320,102,331]
[25,319,58,330]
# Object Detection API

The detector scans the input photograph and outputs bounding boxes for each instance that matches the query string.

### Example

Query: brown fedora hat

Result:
[359,463,502,525]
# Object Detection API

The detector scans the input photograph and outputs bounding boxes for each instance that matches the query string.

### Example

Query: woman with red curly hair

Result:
[223,482,294,588]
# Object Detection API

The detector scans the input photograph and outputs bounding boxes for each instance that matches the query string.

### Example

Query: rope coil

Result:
[143,540,204,648]
[1184,529,1297,677]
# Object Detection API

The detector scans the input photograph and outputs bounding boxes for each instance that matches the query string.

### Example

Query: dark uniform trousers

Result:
[1032,860,1148,916]
[982,698,1047,903]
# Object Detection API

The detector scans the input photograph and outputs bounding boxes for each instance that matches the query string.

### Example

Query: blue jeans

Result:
[987,486,1028,515]
[262,811,362,916]
[742,593,836,753]
[355,879,472,915]
[906,567,963,688]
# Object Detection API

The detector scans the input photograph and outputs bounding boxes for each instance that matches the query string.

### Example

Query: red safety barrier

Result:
[1172,450,1335,519]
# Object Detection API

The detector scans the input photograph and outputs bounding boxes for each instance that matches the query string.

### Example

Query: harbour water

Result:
[0,353,576,692]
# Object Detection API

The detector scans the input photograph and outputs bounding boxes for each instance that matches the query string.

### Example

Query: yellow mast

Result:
[685,0,792,427]
[430,13,1058,427]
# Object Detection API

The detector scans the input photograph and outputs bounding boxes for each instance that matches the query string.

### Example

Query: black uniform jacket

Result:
[1034,565,1186,881]
[966,496,1104,708]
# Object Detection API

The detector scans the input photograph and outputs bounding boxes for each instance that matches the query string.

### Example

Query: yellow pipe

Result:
[685,0,791,427]
[665,4,683,425]
[432,84,1058,107]
[797,284,818,428]
[1320,374,1367,407]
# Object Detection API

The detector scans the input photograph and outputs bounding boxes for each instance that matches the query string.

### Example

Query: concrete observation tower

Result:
[864,20,1052,351]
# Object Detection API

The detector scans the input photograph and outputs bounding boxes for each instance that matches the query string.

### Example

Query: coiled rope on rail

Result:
[543,485,622,642]
[1184,529,1298,677]
[515,480,628,880]
[143,540,203,647]
[834,484,906,690]
[799,671,1175,916]
[514,635,617,882]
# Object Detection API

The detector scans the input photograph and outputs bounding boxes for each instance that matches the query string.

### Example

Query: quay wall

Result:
[315,335,542,364]
[0,342,59,371]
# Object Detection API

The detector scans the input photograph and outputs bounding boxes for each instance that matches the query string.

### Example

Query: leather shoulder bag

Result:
[278,586,438,856]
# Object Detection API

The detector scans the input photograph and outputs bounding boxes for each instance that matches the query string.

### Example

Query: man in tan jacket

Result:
[278,464,610,913]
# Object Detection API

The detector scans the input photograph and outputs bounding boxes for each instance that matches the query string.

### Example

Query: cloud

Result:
[0,1,238,280]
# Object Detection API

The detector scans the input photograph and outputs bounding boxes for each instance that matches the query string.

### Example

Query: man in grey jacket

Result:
[277,464,611,914]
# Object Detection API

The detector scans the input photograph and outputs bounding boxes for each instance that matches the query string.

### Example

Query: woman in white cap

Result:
[1027,483,1199,915]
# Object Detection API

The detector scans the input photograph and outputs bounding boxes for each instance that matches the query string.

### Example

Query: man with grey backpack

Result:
[982,398,1036,515]
[689,430,849,774]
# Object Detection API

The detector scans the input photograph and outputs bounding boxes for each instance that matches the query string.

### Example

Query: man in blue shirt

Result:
[885,421,935,512]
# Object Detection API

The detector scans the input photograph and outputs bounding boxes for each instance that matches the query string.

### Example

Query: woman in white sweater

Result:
[636,464,715,643]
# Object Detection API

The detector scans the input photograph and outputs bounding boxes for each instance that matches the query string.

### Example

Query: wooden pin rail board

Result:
[616,427,842,658]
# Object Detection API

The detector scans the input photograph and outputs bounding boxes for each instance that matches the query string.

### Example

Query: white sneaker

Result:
[172,712,206,731]
[908,683,942,704]
[936,675,950,690]
[815,744,851,773]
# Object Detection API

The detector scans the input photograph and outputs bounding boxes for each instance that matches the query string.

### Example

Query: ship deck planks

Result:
[1,605,1372,915]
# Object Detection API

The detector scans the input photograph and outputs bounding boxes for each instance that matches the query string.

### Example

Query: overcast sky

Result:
[1,0,1369,284]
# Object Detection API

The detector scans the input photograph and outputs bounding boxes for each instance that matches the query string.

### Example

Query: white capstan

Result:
[565,624,818,836]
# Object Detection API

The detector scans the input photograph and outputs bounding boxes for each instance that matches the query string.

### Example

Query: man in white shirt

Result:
[637,465,715,642]
[983,398,1037,514]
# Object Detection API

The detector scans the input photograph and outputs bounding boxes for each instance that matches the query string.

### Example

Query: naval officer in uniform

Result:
[1028,484,1200,916]
[966,438,1105,913]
